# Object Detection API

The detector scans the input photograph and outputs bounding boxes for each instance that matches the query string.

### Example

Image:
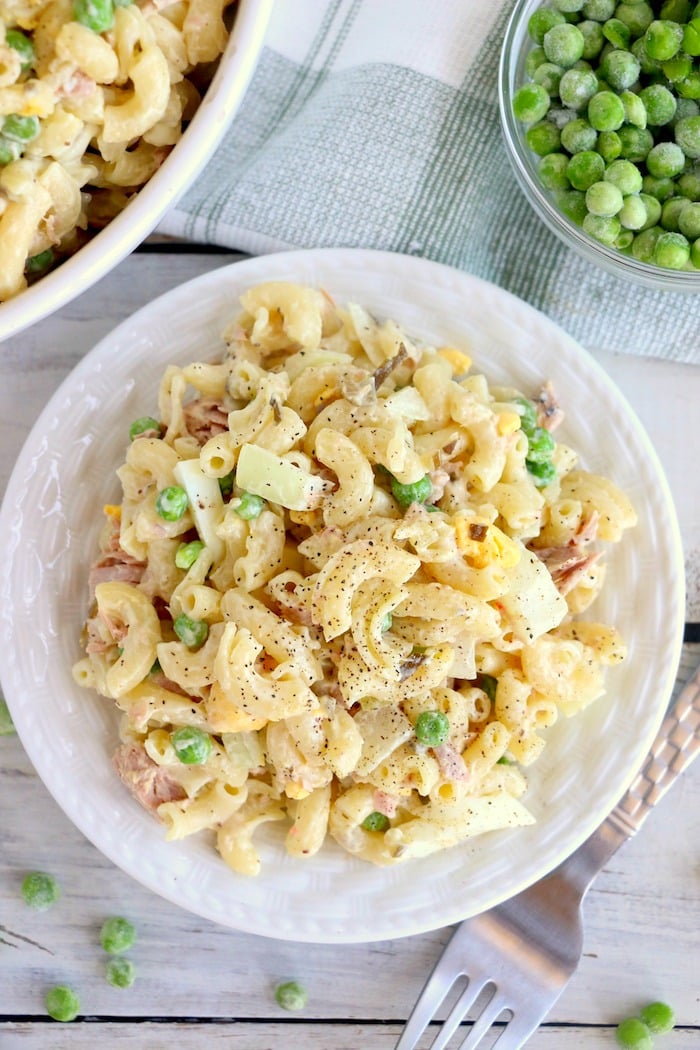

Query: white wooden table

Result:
[1,248,698,1049]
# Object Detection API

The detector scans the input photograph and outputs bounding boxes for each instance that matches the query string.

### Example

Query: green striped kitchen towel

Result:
[159,0,700,364]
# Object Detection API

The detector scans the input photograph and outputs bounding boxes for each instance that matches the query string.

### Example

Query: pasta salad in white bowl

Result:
[0,0,272,341]
[0,249,685,942]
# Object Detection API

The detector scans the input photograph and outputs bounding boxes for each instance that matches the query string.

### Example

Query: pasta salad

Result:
[0,0,235,302]
[73,280,637,875]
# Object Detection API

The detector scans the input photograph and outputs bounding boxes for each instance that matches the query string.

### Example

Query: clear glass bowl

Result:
[498,0,700,292]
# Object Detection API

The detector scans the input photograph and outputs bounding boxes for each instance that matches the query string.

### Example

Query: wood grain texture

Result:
[2,1021,699,1050]
[0,251,698,1049]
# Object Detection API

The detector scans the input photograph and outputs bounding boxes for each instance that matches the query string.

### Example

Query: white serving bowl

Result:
[0,0,272,344]
[0,249,685,943]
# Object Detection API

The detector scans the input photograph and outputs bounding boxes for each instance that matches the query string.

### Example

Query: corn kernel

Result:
[285,782,311,800]
[496,411,522,436]
[438,347,472,375]
[103,504,121,519]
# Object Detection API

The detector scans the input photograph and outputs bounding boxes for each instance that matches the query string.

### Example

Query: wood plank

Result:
[1,1021,699,1049]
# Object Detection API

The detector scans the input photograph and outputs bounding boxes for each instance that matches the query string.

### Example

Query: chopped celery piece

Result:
[236,443,328,511]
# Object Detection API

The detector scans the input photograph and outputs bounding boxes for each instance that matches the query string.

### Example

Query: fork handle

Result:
[560,659,700,893]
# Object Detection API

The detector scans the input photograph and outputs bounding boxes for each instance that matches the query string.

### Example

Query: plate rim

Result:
[0,248,686,942]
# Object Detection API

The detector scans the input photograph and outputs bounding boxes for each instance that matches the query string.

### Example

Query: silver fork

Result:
[396,660,700,1050]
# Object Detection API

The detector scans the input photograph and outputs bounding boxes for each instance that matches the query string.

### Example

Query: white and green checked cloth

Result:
[159,0,700,365]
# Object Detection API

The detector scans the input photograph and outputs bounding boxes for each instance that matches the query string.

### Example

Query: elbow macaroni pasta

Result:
[74,280,637,875]
[0,0,235,301]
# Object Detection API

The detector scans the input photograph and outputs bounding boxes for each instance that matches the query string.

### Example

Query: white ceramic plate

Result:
[0,0,272,345]
[0,249,685,943]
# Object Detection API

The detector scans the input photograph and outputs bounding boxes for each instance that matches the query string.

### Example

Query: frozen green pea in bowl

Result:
[499,0,700,288]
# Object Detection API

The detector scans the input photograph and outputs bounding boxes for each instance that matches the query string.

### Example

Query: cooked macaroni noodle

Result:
[0,0,235,301]
[74,281,637,874]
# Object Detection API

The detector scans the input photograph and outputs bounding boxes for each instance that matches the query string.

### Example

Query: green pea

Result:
[662,0,692,21]
[361,811,390,832]
[25,249,54,274]
[560,116,597,152]
[512,395,538,436]
[588,89,625,130]
[390,473,432,508]
[559,67,599,107]
[380,612,393,632]
[582,0,616,20]
[675,113,700,156]
[604,158,643,194]
[6,29,35,69]
[526,458,558,487]
[557,188,588,222]
[654,228,691,266]
[599,49,640,91]
[638,82,677,124]
[672,96,700,124]
[73,0,114,32]
[661,194,689,229]
[631,224,663,260]
[232,490,265,519]
[513,82,551,123]
[618,194,648,229]
[552,0,585,12]
[615,1017,653,1049]
[677,166,700,197]
[614,3,654,38]
[617,126,652,161]
[0,135,21,165]
[526,120,562,155]
[646,141,686,177]
[526,45,548,77]
[620,89,647,129]
[602,17,631,48]
[129,415,160,440]
[638,192,663,226]
[45,986,80,1023]
[614,227,635,250]
[477,674,498,702]
[218,470,235,497]
[567,148,605,188]
[678,71,700,99]
[526,426,556,463]
[683,16,700,52]
[21,871,60,910]
[155,485,188,521]
[631,35,662,74]
[173,612,209,649]
[678,198,700,234]
[2,113,40,143]
[534,61,564,96]
[543,23,585,67]
[644,19,684,60]
[414,710,450,747]
[597,128,623,161]
[642,173,677,200]
[578,19,605,58]
[171,725,212,764]
[586,179,624,215]
[100,916,136,954]
[662,52,693,81]
[175,539,205,569]
[539,151,571,189]
[639,1001,675,1034]
[106,957,136,988]
[274,980,308,1012]
[691,235,700,265]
